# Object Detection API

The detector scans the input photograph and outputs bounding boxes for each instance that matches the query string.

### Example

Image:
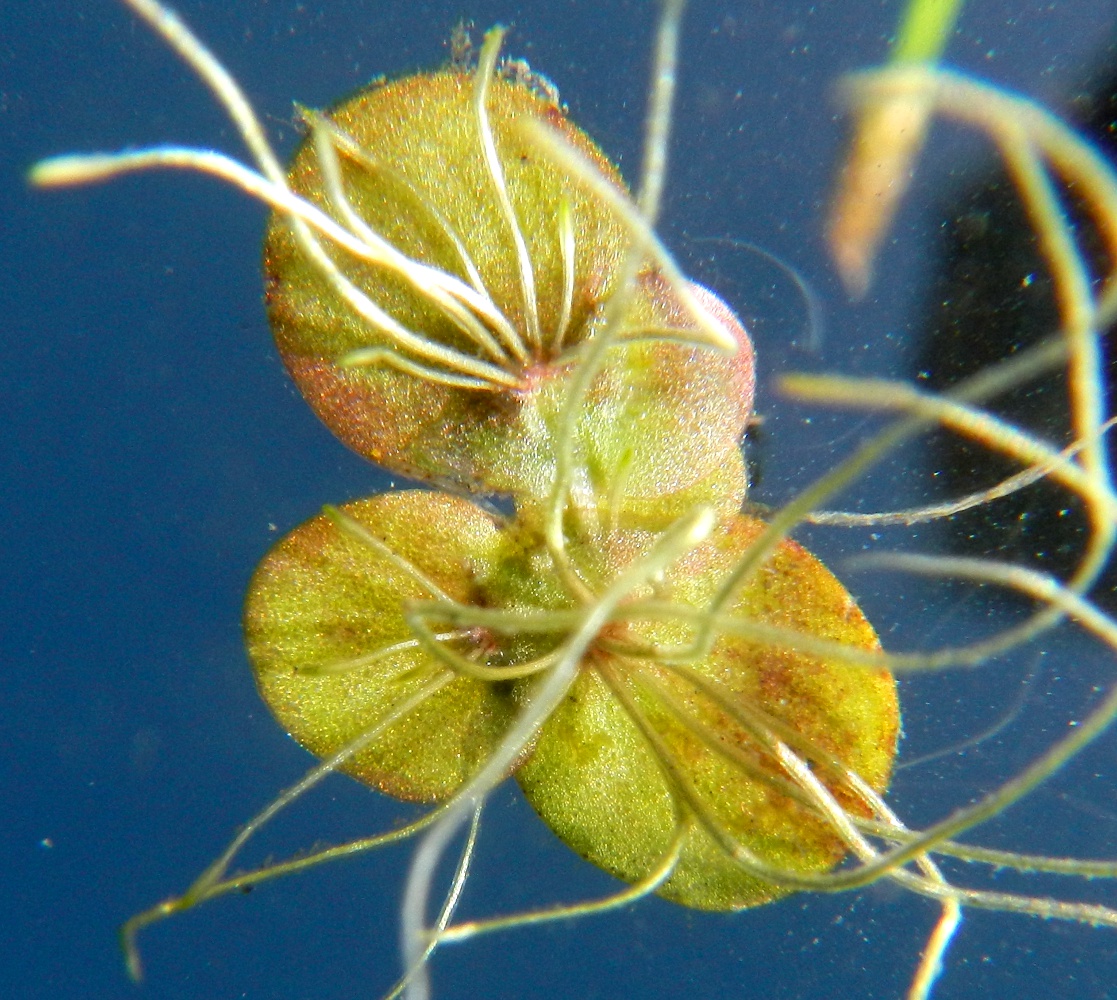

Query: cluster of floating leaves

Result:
[31,1,1117,998]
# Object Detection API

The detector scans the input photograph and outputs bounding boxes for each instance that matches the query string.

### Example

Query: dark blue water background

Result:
[4,1,1117,998]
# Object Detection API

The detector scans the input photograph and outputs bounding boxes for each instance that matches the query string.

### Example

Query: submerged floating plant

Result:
[31,0,1117,998]
[263,53,755,522]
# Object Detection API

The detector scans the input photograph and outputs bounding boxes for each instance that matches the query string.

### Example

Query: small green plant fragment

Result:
[244,490,519,802]
[513,513,897,909]
[264,60,754,519]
